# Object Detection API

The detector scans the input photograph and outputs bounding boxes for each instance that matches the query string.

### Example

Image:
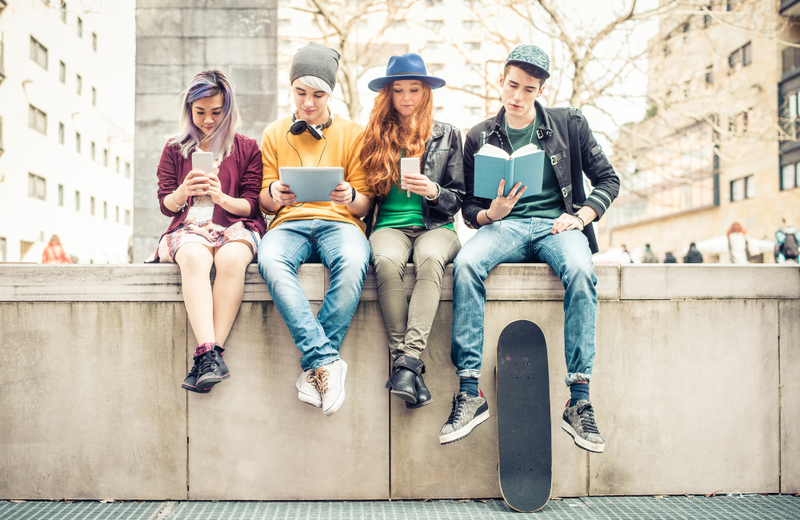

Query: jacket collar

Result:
[430,120,445,140]
[493,101,553,140]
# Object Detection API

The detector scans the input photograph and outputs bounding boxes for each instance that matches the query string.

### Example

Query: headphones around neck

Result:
[289,113,333,140]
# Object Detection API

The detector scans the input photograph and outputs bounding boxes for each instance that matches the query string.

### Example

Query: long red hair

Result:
[361,82,433,196]
[727,222,746,236]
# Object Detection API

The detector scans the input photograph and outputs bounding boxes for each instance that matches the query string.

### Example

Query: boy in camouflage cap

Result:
[439,45,620,453]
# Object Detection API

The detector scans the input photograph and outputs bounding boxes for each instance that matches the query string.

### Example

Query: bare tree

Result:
[285,0,422,120]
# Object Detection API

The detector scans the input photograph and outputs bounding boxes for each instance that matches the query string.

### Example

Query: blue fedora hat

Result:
[367,53,446,92]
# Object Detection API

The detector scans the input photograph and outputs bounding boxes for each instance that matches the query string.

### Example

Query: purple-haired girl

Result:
[153,69,266,393]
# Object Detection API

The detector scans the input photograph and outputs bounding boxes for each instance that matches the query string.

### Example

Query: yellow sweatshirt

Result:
[260,115,373,234]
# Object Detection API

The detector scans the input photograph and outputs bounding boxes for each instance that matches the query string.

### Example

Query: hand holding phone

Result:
[400,157,421,197]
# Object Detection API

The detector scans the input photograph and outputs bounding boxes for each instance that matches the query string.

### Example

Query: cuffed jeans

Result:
[257,219,370,371]
[451,217,597,386]
[370,226,461,358]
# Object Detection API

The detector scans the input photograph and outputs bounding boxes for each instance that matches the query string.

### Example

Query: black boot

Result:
[196,345,230,391]
[181,356,211,394]
[406,368,432,409]
[385,353,425,405]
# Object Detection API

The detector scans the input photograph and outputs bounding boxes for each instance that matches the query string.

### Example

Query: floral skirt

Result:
[157,220,259,264]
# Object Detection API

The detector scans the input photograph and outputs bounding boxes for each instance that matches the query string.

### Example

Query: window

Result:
[730,175,754,202]
[76,74,82,95]
[462,20,481,31]
[59,60,66,83]
[682,22,690,42]
[705,65,713,85]
[729,42,752,71]
[58,122,65,144]
[91,87,96,106]
[28,173,46,200]
[730,111,748,135]
[58,184,64,206]
[30,36,48,69]
[390,20,408,29]
[425,40,444,51]
[125,161,131,178]
[28,104,47,135]
[91,141,96,161]
[278,18,291,27]
[125,209,131,226]
[463,84,482,94]
[75,190,80,211]
[60,1,67,23]
[782,163,799,190]
[116,156,120,173]
[103,149,108,167]
[425,19,444,30]
[703,4,712,28]
[75,131,81,153]
[103,201,107,219]
[664,43,671,57]
[91,32,97,52]
[426,0,443,6]
[115,205,119,223]
[467,106,482,117]
[464,41,481,51]
[427,62,445,74]
[90,196,95,216]
[77,17,83,38]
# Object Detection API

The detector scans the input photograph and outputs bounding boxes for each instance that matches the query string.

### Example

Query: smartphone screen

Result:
[192,151,214,174]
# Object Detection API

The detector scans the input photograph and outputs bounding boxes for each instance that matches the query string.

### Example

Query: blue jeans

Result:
[257,219,370,371]
[451,218,597,386]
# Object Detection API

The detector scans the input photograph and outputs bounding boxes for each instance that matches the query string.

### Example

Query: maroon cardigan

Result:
[157,133,267,241]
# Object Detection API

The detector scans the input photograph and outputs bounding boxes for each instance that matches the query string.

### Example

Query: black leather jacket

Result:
[365,121,465,235]
[462,103,620,253]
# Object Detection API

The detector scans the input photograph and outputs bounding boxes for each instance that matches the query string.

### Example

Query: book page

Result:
[476,143,511,159]
[509,143,540,159]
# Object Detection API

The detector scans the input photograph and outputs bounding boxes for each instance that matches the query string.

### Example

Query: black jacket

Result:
[462,103,620,254]
[365,121,465,235]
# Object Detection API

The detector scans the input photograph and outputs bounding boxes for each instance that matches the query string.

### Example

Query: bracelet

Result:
[573,214,585,228]
[268,181,277,199]
[350,187,357,203]
[484,209,499,223]
[425,183,442,201]
[171,190,187,210]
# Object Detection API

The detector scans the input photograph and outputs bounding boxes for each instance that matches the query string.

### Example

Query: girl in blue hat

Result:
[361,53,465,408]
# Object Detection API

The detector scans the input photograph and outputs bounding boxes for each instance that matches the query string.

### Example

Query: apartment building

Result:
[0,0,134,263]
[602,0,800,262]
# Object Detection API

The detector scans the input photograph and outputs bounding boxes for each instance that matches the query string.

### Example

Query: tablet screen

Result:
[278,167,345,202]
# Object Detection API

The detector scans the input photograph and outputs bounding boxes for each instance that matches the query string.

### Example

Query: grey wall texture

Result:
[133,0,278,262]
[0,264,798,499]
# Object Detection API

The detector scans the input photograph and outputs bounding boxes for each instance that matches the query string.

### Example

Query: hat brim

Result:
[505,60,551,79]
[368,75,446,92]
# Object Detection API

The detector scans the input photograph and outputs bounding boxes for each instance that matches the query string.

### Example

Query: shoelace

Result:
[577,403,600,435]
[309,367,329,400]
[196,351,217,376]
[446,394,467,424]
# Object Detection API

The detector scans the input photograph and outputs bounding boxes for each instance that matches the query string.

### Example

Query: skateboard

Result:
[496,320,551,513]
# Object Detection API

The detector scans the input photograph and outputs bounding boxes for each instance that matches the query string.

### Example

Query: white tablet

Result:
[278,167,345,203]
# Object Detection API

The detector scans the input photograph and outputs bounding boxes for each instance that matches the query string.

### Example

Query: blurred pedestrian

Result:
[41,235,73,264]
[641,243,659,263]
[726,222,750,264]
[775,218,799,264]
[620,244,633,263]
[684,242,703,263]
[664,252,677,263]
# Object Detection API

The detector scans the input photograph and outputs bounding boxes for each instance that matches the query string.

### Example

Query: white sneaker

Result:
[312,359,347,417]
[296,369,322,408]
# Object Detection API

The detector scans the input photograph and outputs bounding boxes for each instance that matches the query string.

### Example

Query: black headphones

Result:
[289,113,333,140]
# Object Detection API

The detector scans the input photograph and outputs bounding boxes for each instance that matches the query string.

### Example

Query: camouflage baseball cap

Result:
[505,45,551,78]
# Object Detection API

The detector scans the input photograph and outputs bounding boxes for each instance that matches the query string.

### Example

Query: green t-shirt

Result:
[504,112,565,221]
[375,149,455,231]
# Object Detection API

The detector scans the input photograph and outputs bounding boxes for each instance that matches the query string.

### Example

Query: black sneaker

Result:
[562,399,605,453]
[195,348,230,391]
[181,357,211,394]
[438,391,490,445]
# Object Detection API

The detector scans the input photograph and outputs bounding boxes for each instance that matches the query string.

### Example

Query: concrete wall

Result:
[0,264,798,499]
[133,0,278,262]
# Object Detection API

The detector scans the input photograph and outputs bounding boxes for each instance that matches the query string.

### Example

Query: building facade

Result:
[0,0,134,263]
[602,0,800,262]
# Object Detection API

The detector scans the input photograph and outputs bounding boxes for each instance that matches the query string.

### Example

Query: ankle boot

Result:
[385,353,425,405]
[406,369,432,409]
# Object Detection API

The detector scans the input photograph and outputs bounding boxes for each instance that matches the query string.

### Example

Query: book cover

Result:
[473,143,545,200]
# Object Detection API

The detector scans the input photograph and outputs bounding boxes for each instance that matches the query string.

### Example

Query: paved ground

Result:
[1,495,800,520]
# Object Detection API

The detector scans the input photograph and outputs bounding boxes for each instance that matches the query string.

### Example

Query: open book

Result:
[473,143,545,200]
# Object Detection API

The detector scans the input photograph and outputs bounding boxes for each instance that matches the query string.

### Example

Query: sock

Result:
[570,383,590,406]
[194,342,217,358]
[460,377,479,398]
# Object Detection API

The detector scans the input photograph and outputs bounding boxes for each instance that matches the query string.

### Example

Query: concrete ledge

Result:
[1,265,798,499]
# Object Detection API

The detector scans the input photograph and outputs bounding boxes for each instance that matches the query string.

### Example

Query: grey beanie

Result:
[290,42,341,91]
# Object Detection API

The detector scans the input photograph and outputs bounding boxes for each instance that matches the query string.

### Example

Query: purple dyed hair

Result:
[169,69,240,160]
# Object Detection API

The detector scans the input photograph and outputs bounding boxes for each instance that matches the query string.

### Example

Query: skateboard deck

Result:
[496,320,551,513]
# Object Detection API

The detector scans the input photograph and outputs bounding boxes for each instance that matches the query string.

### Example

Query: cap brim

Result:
[505,60,551,79]
[368,75,446,92]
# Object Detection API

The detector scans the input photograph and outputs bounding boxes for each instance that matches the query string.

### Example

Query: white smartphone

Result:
[400,157,420,197]
[192,151,214,174]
